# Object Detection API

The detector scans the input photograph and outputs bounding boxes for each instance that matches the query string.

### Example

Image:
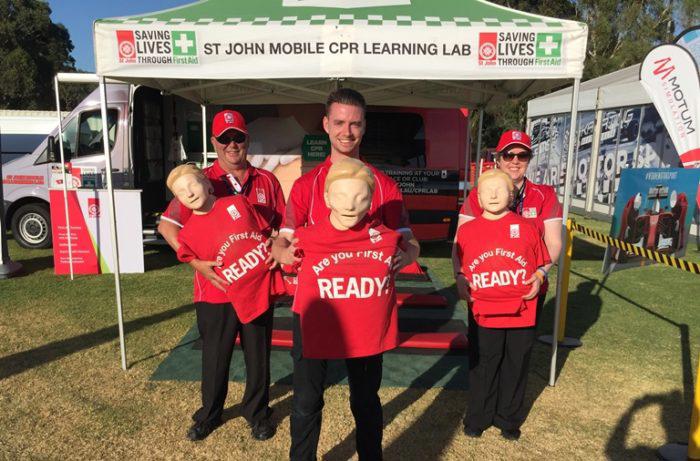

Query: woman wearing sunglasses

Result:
[451,129,563,440]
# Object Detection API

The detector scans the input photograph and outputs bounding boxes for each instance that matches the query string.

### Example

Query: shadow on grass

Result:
[323,353,465,461]
[525,278,603,429]
[569,270,693,407]
[0,303,195,380]
[143,245,181,271]
[605,390,688,461]
[571,236,607,261]
[129,337,199,367]
[10,254,55,276]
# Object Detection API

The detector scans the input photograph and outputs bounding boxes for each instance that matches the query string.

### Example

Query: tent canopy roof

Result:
[527,64,651,117]
[99,0,568,27]
[93,0,588,109]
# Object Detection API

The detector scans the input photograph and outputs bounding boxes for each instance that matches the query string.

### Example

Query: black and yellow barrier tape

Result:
[570,219,700,275]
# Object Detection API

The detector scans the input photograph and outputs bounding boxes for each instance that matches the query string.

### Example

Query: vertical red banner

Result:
[49,190,100,274]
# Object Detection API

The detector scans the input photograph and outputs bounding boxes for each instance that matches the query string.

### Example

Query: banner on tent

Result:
[640,44,700,168]
[603,168,700,273]
[95,23,587,80]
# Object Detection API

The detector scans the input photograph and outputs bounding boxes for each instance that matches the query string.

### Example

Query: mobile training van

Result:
[2,81,468,249]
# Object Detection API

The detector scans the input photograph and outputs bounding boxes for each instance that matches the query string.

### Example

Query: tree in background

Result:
[475,0,693,153]
[0,0,89,110]
[576,0,675,79]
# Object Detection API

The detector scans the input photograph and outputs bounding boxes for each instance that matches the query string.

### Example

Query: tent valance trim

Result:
[103,17,565,28]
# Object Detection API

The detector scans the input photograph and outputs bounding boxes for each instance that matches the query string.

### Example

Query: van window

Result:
[360,112,426,167]
[34,109,118,164]
[76,110,118,157]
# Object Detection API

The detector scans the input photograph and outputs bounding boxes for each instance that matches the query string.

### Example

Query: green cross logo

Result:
[172,31,197,56]
[536,33,562,58]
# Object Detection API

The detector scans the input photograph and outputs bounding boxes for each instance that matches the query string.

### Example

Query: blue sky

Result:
[48,0,189,72]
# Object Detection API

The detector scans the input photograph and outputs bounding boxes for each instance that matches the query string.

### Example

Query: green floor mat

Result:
[151,267,469,390]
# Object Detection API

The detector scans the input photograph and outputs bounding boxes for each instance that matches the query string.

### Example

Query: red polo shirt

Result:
[161,160,286,230]
[280,156,411,234]
[161,160,286,304]
[459,178,562,236]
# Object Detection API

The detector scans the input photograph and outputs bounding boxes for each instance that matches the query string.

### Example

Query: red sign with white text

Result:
[49,190,100,274]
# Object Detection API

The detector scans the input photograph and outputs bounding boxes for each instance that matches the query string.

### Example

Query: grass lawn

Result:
[0,212,698,460]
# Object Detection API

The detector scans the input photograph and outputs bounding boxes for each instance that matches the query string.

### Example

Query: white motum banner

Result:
[640,44,700,168]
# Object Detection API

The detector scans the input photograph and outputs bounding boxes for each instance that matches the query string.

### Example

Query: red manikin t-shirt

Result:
[292,216,401,359]
[456,212,550,328]
[177,195,285,323]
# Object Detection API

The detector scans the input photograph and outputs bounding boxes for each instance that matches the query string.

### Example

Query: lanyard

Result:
[510,180,526,215]
[221,172,250,196]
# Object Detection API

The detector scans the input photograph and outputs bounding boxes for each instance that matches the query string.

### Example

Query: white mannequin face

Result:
[172,173,212,211]
[477,175,512,218]
[324,177,372,230]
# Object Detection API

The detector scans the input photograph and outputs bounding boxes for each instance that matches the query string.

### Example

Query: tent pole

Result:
[549,77,581,387]
[473,107,485,190]
[99,78,127,371]
[54,76,74,280]
[201,105,208,168]
[585,107,604,213]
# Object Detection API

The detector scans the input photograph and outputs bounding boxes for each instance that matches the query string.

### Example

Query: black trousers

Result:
[465,316,536,432]
[193,302,273,426]
[290,314,384,461]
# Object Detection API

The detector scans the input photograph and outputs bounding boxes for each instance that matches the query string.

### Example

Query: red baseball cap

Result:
[212,110,248,137]
[496,130,532,153]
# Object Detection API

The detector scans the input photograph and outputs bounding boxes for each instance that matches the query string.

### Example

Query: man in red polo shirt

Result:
[157,109,285,442]
[452,129,562,307]
[271,89,419,461]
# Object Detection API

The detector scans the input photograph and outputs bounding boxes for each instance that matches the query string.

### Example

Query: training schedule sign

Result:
[382,169,459,195]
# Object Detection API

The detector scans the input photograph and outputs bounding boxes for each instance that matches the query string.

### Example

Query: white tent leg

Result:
[54,76,74,280]
[472,108,485,191]
[99,78,127,371]
[549,77,581,387]
[201,105,208,168]
[585,108,604,213]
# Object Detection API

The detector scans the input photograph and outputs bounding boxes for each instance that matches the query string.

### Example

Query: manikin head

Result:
[166,164,215,214]
[324,158,375,230]
[477,169,514,219]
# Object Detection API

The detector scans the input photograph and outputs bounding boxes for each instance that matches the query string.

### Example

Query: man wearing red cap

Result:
[158,110,285,442]
[452,129,562,439]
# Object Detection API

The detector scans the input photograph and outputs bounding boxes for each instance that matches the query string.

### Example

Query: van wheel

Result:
[11,203,52,249]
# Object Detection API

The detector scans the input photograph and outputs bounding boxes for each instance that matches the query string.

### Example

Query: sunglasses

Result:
[501,151,532,161]
[215,130,247,145]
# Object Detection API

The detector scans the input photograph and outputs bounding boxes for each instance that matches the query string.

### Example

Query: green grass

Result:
[0,213,698,460]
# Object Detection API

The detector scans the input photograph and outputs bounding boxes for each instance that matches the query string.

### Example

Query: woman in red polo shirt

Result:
[455,169,550,441]
[453,129,562,308]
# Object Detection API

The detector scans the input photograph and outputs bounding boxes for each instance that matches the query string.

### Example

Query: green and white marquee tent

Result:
[90,0,588,380]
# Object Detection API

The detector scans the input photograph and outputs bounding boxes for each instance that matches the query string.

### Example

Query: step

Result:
[239,329,467,351]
